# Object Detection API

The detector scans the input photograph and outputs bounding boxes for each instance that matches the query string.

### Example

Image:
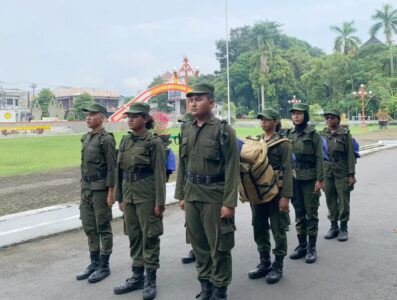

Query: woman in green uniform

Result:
[287,103,324,264]
[113,102,166,300]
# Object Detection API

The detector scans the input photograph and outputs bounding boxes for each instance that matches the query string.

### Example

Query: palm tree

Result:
[370,4,397,75]
[330,21,362,55]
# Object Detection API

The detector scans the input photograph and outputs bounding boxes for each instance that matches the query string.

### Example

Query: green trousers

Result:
[80,189,113,255]
[251,196,288,256]
[185,201,235,287]
[123,201,163,269]
[291,178,320,236]
[324,176,351,222]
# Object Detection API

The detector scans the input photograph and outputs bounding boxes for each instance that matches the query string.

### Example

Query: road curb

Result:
[2,143,396,248]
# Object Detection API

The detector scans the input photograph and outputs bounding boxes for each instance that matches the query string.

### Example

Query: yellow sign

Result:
[0,125,52,131]
[4,112,12,119]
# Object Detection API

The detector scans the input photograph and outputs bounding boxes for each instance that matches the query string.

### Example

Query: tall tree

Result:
[73,92,96,120]
[34,88,56,117]
[330,21,361,55]
[370,3,397,75]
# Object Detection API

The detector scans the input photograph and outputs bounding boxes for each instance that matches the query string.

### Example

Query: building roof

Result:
[53,86,119,98]
[362,36,384,48]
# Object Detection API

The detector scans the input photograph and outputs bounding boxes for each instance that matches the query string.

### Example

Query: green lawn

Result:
[0,124,380,175]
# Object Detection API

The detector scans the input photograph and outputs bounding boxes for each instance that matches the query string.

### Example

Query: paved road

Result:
[1,149,397,300]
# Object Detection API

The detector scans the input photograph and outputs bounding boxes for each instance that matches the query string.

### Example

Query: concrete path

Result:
[1,148,397,300]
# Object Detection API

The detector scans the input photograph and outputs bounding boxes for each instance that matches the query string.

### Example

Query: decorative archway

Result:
[109,83,192,122]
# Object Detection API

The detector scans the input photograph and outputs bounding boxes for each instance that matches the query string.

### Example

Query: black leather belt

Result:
[123,170,153,182]
[82,171,107,182]
[295,161,316,169]
[186,172,225,184]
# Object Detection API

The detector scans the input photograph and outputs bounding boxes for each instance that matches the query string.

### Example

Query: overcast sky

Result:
[0,0,392,96]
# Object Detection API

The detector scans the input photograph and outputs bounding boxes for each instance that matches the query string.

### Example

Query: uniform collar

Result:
[324,126,343,135]
[131,128,150,140]
[192,113,217,126]
[90,127,105,136]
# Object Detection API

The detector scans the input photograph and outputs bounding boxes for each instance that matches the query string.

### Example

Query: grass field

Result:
[0,124,382,175]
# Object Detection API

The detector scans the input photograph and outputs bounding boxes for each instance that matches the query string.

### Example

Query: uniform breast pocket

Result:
[203,140,220,161]
[180,137,188,158]
[86,146,101,163]
[133,147,151,165]
[301,138,314,154]
[335,139,345,152]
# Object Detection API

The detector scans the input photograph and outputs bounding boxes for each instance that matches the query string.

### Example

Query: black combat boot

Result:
[265,255,284,284]
[88,254,110,283]
[248,251,271,279]
[76,251,100,280]
[324,221,339,239]
[195,279,213,300]
[181,249,196,264]
[143,268,157,300]
[305,236,317,264]
[289,234,307,260]
[338,221,348,241]
[210,285,227,300]
[113,266,144,295]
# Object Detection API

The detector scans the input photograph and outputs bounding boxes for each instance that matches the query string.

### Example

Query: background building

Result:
[53,86,121,117]
[0,88,31,121]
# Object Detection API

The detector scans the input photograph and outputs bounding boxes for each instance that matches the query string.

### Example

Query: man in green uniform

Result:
[178,112,197,265]
[287,103,324,264]
[114,103,166,300]
[320,108,356,241]
[247,108,293,284]
[175,83,239,300]
[77,103,117,283]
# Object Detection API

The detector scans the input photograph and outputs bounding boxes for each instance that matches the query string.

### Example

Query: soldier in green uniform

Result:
[175,83,239,300]
[320,108,356,241]
[247,108,293,284]
[177,112,197,265]
[76,103,117,283]
[287,103,324,264]
[113,103,166,300]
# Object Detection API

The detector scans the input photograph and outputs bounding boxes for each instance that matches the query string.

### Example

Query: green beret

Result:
[124,102,150,115]
[289,102,309,112]
[82,103,107,115]
[178,112,195,123]
[186,83,215,97]
[257,108,280,120]
[324,108,341,118]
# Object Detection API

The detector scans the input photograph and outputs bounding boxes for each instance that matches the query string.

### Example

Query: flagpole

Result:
[225,0,231,124]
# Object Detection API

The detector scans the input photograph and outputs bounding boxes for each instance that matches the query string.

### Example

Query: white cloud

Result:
[121,76,152,94]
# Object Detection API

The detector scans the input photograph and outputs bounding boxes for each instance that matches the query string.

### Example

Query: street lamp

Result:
[288,95,301,105]
[353,84,372,130]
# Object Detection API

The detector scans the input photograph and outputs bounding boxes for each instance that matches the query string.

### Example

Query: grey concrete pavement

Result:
[1,149,397,300]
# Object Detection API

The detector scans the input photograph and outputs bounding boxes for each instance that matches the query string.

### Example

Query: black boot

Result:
[143,268,157,300]
[88,254,110,283]
[289,234,307,260]
[76,251,100,280]
[113,266,144,295]
[305,236,317,264]
[265,255,284,284]
[210,286,227,300]
[196,279,213,300]
[338,221,348,241]
[248,251,271,279]
[324,221,339,239]
[181,249,196,264]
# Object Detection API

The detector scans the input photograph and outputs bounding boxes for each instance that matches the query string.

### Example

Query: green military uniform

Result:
[174,83,239,298]
[320,108,356,241]
[114,108,166,269]
[177,112,198,264]
[77,103,116,283]
[248,108,293,284]
[287,103,324,264]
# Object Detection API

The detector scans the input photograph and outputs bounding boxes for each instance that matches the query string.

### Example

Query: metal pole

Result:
[225,0,231,124]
